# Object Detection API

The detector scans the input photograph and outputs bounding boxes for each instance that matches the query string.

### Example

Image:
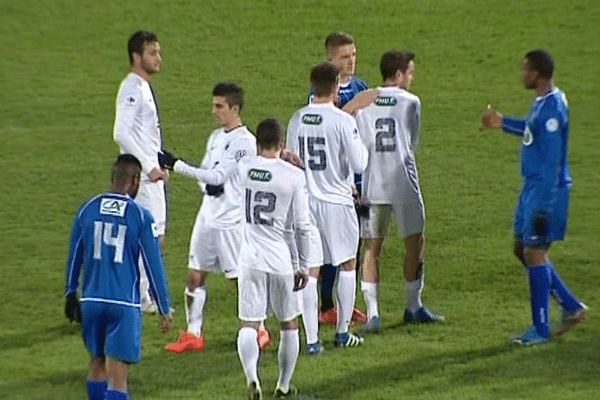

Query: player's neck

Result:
[131,66,151,82]
[222,117,243,131]
[339,74,352,85]
[312,94,335,104]
[260,148,280,159]
[535,80,553,97]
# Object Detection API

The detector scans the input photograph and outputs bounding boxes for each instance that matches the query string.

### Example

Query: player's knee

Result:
[187,270,204,289]
[280,319,299,330]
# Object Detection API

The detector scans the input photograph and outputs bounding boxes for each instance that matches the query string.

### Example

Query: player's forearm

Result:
[173,160,228,185]
[114,128,158,175]
[295,228,310,275]
[501,116,526,137]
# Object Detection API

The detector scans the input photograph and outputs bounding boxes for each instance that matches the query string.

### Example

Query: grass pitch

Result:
[1,0,599,399]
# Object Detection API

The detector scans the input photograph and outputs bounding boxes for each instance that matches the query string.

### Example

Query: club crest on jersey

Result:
[302,114,323,125]
[522,126,534,146]
[100,199,127,217]
[126,96,136,106]
[248,169,272,182]
[545,118,559,132]
[375,97,397,106]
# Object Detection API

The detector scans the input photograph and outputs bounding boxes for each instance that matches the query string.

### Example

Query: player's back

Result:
[522,87,571,188]
[287,102,367,206]
[355,86,422,204]
[68,193,156,306]
[239,156,309,274]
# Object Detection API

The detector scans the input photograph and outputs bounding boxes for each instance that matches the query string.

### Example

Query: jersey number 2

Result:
[245,189,277,226]
[375,118,397,152]
[93,221,127,263]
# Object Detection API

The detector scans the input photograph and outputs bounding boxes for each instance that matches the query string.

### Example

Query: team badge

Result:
[545,118,559,132]
[235,149,247,161]
[302,114,323,125]
[126,96,136,106]
[248,169,272,182]
[375,97,397,106]
[100,199,127,217]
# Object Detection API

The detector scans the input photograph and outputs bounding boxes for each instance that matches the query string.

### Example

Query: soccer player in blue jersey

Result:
[307,32,370,325]
[64,154,172,400]
[482,49,586,345]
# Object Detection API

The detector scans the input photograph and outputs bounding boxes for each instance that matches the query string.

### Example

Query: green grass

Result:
[1,0,599,399]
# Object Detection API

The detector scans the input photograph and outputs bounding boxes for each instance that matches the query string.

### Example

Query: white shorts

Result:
[360,202,425,239]
[188,216,242,279]
[135,180,167,236]
[238,268,300,322]
[310,198,359,266]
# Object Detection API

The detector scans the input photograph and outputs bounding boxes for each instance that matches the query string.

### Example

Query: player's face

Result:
[329,44,356,79]
[521,58,537,89]
[212,96,238,127]
[399,60,415,89]
[140,41,161,75]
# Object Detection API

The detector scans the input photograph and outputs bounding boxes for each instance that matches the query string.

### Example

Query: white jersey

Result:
[238,156,310,275]
[286,102,367,206]
[113,72,162,178]
[355,86,422,204]
[174,126,256,229]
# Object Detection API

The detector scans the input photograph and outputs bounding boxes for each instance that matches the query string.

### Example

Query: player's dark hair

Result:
[112,154,142,184]
[325,32,355,54]
[128,30,159,65]
[213,82,244,112]
[525,49,554,79]
[310,62,340,97]
[380,50,415,80]
[256,118,283,150]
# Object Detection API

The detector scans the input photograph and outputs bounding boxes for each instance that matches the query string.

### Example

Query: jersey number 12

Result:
[245,189,277,226]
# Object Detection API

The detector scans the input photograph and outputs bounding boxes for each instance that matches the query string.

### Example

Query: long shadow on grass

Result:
[301,335,599,399]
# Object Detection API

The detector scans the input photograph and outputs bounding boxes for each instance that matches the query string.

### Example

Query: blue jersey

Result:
[308,76,368,108]
[65,192,171,315]
[502,87,572,211]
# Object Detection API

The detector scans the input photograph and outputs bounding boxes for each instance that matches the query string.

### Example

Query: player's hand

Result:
[293,273,308,291]
[342,89,379,115]
[159,315,173,333]
[65,293,82,323]
[481,105,503,128]
[280,149,305,170]
[148,167,167,182]
[162,169,170,184]
[158,150,179,170]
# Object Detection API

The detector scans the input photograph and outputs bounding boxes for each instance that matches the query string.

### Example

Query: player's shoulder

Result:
[118,73,145,94]
[351,76,369,91]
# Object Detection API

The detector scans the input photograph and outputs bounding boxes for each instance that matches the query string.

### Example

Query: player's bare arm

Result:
[481,105,503,128]
[342,88,379,115]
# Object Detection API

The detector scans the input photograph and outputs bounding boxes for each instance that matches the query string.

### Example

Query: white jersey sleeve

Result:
[113,73,162,176]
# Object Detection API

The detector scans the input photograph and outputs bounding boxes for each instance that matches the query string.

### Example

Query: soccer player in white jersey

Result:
[237,118,310,399]
[354,50,444,333]
[159,82,263,353]
[113,30,169,312]
[287,62,368,349]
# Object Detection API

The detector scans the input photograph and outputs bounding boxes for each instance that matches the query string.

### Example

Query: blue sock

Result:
[527,264,550,338]
[548,263,581,311]
[87,380,107,400]
[104,389,129,400]
[320,265,337,312]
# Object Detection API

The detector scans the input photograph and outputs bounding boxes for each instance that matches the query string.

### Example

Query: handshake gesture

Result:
[158,150,179,170]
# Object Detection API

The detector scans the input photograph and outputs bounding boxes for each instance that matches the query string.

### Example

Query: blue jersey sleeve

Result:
[502,116,526,136]
[139,210,171,315]
[65,207,85,296]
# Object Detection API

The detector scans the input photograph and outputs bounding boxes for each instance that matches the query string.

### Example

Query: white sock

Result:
[361,281,379,319]
[139,257,152,305]
[301,277,319,344]
[277,329,299,392]
[336,270,356,333]
[237,327,260,385]
[405,275,423,313]
[185,286,206,336]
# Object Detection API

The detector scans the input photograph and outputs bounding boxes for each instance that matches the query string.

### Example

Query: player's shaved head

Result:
[112,154,142,197]
[380,50,415,80]
[325,32,354,56]
[310,62,340,97]
[256,118,283,151]
[213,82,244,112]
[128,30,158,65]
[524,49,554,79]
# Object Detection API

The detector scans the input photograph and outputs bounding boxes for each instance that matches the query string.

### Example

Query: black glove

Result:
[205,184,224,197]
[532,210,549,241]
[65,293,82,323]
[158,150,179,170]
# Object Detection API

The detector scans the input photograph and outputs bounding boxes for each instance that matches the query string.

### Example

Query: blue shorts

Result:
[513,185,569,248]
[81,301,141,363]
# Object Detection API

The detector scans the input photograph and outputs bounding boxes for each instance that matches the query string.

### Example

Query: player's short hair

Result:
[112,154,142,184]
[325,32,355,55]
[380,50,415,80]
[128,30,159,65]
[525,49,554,79]
[256,118,283,150]
[310,62,340,97]
[213,82,244,112]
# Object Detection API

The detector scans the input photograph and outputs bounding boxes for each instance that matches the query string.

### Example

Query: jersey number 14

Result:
[93,221,127,263]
